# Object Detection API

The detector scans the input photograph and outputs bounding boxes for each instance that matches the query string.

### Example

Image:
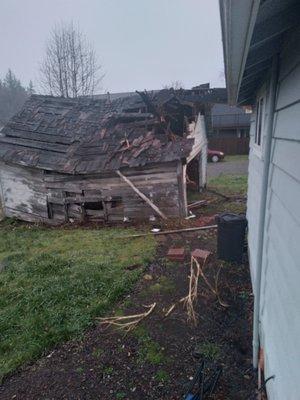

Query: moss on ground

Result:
[133,325,167,366]
[147,276,176,295]
[195,342,221,360]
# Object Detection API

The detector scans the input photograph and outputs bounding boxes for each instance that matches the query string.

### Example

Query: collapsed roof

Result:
[0,88,226,174]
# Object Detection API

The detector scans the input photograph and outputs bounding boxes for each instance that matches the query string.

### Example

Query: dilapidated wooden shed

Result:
[0,90,208,224]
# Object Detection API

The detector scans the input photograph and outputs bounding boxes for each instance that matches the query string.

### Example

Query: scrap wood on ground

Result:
[98,303,157,332]
[99,247,227,332]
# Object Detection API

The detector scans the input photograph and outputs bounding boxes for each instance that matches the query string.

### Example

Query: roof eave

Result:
[219,0,260,105]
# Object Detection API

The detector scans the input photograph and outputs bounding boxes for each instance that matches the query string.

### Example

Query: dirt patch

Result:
[0,215,256,399]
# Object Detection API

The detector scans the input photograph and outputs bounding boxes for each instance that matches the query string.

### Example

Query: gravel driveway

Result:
[207,158,249,179]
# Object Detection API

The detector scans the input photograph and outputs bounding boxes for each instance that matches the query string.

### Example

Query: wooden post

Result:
[102,200,108,222]
[198,147,207,190]
[63,191,68,222]
[177,162,188,217]
[116,170,167,220]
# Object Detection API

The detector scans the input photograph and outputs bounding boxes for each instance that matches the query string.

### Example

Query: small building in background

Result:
[211,103,250,138]
[209,103,251,154]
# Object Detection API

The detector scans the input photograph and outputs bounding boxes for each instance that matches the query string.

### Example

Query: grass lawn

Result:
[188,173,248,214]
[224,154,248,162]
[0,220,156,380]
[209,174,248,196]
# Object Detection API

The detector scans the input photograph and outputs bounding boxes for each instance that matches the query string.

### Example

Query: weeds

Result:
[133,326,166,365]
[155,369,170,382]
[92,348,103,358]
[103,366,114,375]
[116,392,126,399]
[239,291,249,300]
[147,276,176,295]
[196,342,220,360]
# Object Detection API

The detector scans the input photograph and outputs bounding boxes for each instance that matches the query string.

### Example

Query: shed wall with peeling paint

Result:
[0,160,187,224]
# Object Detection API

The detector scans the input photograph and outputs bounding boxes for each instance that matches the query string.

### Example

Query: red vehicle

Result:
[207,149,225,163]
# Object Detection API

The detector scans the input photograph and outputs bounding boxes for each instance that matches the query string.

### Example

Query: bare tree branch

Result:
[162,80,185,90]
[40,22,103,97]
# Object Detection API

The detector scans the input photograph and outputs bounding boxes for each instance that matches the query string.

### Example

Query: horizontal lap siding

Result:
[0,162,182,223]
[274,102,300,140]
[45,162,181,221]
[260,26,300,400]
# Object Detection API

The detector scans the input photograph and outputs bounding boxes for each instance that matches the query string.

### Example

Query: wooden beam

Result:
[116,170,167,220]
[176,162,188,217]
[48,195,105,204]
[115,224,217,239]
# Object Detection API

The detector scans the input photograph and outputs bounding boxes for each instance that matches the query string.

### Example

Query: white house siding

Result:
[246,118,263,286]
[256,26,300,400]
[246,83,271,286]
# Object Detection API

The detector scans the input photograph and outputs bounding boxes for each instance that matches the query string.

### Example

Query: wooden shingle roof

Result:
[0,94,194,174]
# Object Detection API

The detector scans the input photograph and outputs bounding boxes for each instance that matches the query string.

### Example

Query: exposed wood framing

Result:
[116,170,167,220]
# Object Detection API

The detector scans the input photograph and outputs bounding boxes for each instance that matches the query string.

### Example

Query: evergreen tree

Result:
[27,80,35,95]
[0,69,30,126]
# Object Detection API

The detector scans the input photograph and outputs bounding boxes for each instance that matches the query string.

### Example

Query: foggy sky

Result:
[0,0,225,93]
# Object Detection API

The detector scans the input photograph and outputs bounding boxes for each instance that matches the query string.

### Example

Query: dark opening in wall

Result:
[111,197,123,208]
[83,202,103,210]
[47,201,53,219]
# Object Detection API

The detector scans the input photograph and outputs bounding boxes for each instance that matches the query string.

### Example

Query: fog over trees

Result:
[40,22,103,98]
[0,23,103,127]
[0,70,33,127]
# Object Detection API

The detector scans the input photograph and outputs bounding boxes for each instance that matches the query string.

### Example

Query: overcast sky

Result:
[0,0,225,94]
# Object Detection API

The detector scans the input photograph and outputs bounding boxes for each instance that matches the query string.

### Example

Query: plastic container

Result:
[216,213,247,263]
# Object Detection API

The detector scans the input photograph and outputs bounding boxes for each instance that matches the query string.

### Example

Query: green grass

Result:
[0,220,156,380]
[225,154,248,162]
[209,174,248,196]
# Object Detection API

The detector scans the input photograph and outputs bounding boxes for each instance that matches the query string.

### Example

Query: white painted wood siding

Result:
[248,26,300,399]
[0,162,48,221]
[246,85,271,286]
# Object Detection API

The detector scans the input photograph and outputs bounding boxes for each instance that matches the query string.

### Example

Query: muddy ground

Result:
[0,196,257,400]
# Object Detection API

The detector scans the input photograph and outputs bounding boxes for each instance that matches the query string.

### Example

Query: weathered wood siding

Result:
[0,162,48,222]
[248,26,300,399]
[0,161,185,223]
